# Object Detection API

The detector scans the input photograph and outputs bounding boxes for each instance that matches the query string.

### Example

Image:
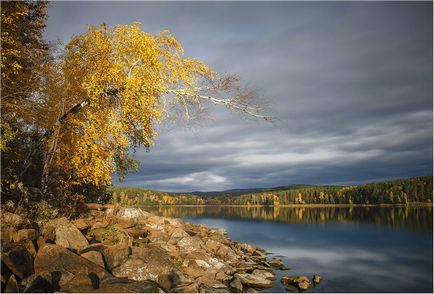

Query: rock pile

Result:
[1,205,287,293]
[281,274,322,292]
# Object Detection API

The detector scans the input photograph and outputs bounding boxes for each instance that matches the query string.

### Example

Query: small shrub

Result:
[29,200,59,221]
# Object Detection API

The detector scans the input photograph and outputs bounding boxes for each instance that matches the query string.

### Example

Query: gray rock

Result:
[229,277,243,293]
[252,269,276,281]
[116,207,150,219]
[111,245,177,291]
[281,276,311,291]
[97,276,163,293]
[49,219,88,252]
[34,244,108,287]
[235,272,274,288]
[80,250,105,268]
[269,258,289,270]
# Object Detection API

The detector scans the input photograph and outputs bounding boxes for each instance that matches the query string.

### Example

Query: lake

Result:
[143,205,433,293]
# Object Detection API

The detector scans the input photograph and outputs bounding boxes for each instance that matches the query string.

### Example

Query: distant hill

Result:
[111,176,433,206]
[191,184,333,197]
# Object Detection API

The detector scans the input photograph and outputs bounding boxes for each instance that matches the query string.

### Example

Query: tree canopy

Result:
[1,7,270,210]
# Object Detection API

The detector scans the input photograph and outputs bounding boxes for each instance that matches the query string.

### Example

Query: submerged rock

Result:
[281,275,311,291]
[269,258,289,270]
[313,274,321,285]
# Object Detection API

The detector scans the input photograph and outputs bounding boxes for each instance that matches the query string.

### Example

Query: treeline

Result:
[228,176,433,206]
[109,187,204,206]
[112,176,433,206]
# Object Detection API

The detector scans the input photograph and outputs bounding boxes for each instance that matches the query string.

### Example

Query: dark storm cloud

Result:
[45,2,433,192]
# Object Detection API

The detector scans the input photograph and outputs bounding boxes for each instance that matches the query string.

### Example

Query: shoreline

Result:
[1,205,291,293]
[134,202,433,208]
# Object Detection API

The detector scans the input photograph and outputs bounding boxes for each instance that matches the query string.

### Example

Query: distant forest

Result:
[110,176,433,206]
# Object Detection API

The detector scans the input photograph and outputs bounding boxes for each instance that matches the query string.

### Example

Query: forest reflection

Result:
[143,205,433,233]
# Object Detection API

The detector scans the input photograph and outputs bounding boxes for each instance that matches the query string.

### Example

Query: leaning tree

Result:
[24,23,272,199]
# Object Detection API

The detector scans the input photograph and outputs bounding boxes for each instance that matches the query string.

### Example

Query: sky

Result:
[45,1,433,192]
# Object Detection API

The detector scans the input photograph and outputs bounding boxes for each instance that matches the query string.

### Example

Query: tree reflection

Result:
[144,206,433,232]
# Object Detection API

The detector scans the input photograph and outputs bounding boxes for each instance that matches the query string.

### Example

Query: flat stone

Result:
[269,258,289,270]
[96,277,163,293]
[235,272,274,288]
[112,245,178,291]
[59,272,100,292]
[281,276,311,291]
[80,251,105,268]
[252,269,276,281]
[34,244,108,287]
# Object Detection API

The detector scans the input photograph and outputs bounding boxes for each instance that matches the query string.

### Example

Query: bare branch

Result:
[127,59,142,78]
[166,75,273,121]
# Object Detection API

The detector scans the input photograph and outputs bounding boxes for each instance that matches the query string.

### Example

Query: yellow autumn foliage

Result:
[46,23,218,186]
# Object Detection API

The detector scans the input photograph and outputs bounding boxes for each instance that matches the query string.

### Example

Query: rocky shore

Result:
[1,204,292,293]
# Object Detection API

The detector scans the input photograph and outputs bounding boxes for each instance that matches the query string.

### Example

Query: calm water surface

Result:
[144,206,433,293]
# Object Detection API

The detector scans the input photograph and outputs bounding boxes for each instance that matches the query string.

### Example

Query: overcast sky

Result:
[45,1,433,192]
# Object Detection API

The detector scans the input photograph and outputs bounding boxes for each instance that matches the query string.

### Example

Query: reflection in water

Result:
[143,205,433,232]
[143,206,433,293]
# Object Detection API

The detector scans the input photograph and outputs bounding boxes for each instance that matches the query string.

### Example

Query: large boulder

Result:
[116,207,150,219]
[42,218,88,252]
[59,272,100,293]
[88,226,130,245]
[111,245,178,291]
[252,269,276,281]
[34,244,108,288]
[1,244,34,279]
[269,258,289,270]
[102,242,131,271]
[96,276,163,293]
[281,276,311,291]
[235,272,274,288]
[80,251,105,268]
